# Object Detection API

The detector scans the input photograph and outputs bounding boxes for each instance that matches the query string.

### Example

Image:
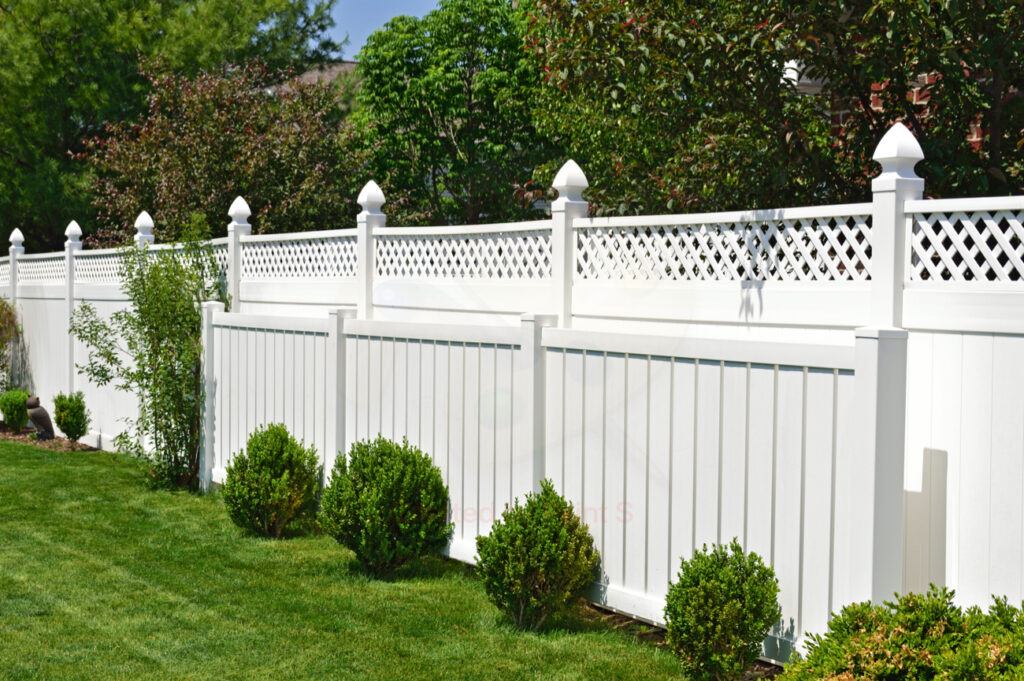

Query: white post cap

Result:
[9,228,24,247]
[65,220,82,245]
[134,211,155,244]
[872,122,924,190]
[228,196,251,224]
[357,181,385,214]
[552,160,589,202]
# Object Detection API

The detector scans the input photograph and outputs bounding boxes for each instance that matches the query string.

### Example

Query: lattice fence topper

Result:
[0,258,9,288]
[75,252,122,284]
[211,243,229,281]
[17,255,66,284]
[911,210,1024,281]
[376,228,553,279]
[575,215,872,281]
[241,234,358,279]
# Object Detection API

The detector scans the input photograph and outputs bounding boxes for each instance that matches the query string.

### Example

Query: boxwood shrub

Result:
[54,391,91,442]
[0,388,29,432]
[475,479,599,631]
[319,436,452,576]
[222,423,320,539]
[664,539,780,681]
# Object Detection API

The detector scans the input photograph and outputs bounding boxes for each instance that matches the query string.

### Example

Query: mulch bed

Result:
[0,423,97,452]
[583,602,783,679]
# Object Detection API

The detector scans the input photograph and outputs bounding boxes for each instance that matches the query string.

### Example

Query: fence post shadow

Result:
[903,447,948,593]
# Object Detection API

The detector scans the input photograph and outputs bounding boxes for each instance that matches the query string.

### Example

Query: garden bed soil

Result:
[583,602,783,679]
[0,423,96,452]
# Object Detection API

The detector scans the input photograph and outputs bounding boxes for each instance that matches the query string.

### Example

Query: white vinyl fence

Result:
[5,123,1024,658]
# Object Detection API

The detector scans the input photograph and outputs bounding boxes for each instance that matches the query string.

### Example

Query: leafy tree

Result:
[525,0,1023,215]
[0,0,342,251]
[70,219,224,487]
[83,61,369,245]
[354,0,561,226]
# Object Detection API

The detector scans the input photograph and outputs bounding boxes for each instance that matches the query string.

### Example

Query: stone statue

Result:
[26,396,54,441]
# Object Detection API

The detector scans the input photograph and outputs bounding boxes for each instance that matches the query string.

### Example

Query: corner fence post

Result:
[325,307,356,479]
[517,313,556,494]
[854,327,909,603]
[356,181,385,320]
[551,161,588,328]
[64,221,82,392]
[199,300,225,491]
[226,197,251,312]
[870,122,924,328]
[9,229,23,385]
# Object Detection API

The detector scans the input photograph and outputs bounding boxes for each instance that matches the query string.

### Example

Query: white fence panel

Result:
[541,329,862,656]
[208,312,330,483]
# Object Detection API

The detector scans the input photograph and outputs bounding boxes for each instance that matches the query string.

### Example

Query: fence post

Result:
[356,181,385,320]
[134,211,155,246]
[517,313,556,494]
[9,228,23,304]
[226,197,251,311]
[551,160,588,328]
[64,221,82,392]
[870,123,923,328]
[854,326,909,603]
[325,307,356,479]
[199,300,224,491]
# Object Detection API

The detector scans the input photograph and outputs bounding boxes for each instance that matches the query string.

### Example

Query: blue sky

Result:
[327,1,441,60]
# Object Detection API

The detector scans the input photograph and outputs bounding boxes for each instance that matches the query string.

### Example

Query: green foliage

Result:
[780,586,1024,680]
[0,298,19,391]
[222,423,321,539]
[0,388,29,432]
[53,391,91,443]
[355,0,560,226]
[70,219,224,487]
[0,0,342,251]
[319,437,453,576]
[84,60,369,246]
[475,479,599,631]
[664,539,781,681]
[525,0,1024,215]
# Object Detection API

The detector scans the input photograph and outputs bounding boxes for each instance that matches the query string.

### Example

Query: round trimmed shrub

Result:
[475,478,599,631]
[319,436,452,576]
[0,388,29,431]
[222,423,320,539]
[664,539,781,681]
[54,391,91,442]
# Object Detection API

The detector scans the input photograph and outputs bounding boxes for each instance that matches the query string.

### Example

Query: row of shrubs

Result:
[220,424,781,680]
[0,388,90,442]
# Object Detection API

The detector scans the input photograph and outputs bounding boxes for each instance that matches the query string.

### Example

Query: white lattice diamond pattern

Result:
[75,254,122,284]
[242,237,358,279]
[0,258,9,287]
[18,256,65,284]
[376,231,552,279]
[576,216,872,281]
[211,243,229,281]
[911,211,1024,281]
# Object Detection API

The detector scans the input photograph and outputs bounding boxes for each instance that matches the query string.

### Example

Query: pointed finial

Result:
[65,221,82,238]
[228,196,251,223]
[357,181,385,214]
[9,228,24,247]
[872,123,924,191]
[134,211,155,245]
[552,160,589,202]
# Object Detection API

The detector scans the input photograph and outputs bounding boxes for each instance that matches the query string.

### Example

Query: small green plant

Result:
[221,423,321,539]
[475,479,599,631]
[780,587,1024,680]
[53,391,91,442]
[664,539,781,681]
[319,436,452,576]
[0,388,29,431]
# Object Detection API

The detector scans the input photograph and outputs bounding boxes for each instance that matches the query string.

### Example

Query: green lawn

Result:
[0,441,685,680]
